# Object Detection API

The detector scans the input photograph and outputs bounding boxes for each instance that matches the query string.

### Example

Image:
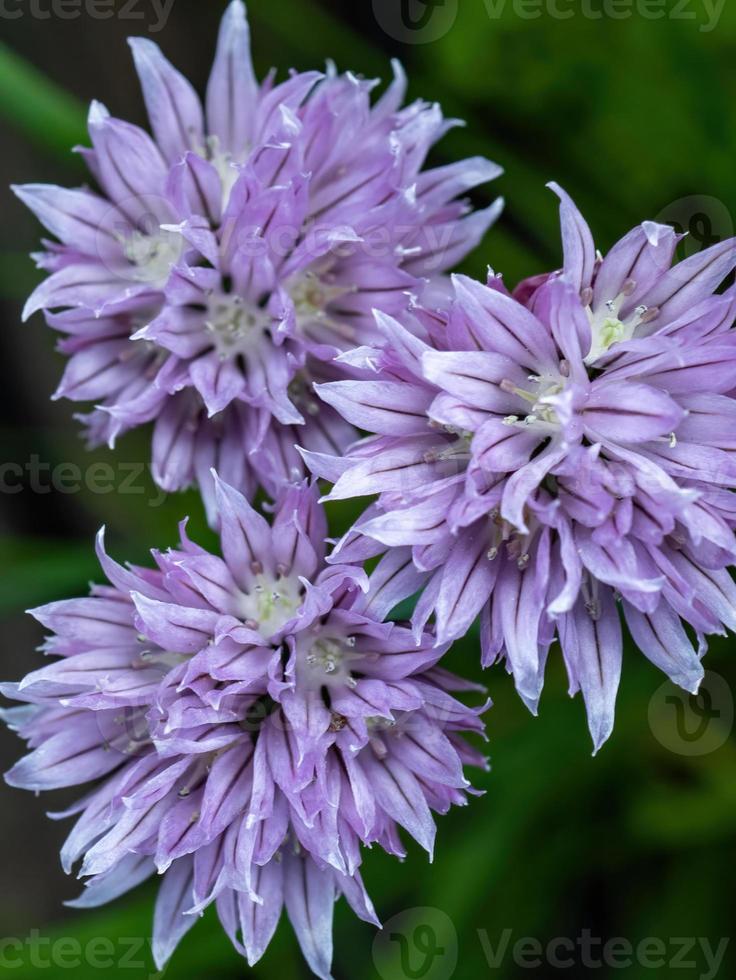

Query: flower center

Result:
[237,574,302,636]
[501,374,566,431]
[290,272,332,319]
[584,282,660,364]
[485,510,532,568]
[304,636,357,690]
[205,292,269,360]
[123,228,182,284]
[288,270,358,342]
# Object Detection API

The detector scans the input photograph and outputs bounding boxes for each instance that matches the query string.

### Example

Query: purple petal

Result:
[12,183,123,258]
[131,592,219,653]
[206,0,258,158]
[128,37,204,164]
[283,852,335,980]
[548,182,596,293]
[584,381,685,444]
[240,859,285,966]
[435,528,498,644]
[316,380,432,436]
[624,602,704,693]
[152,856,197,970]
[559,588,622,752]
[213,472,275,589]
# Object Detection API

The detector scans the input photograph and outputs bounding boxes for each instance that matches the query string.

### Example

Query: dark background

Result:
[1,1,736,977]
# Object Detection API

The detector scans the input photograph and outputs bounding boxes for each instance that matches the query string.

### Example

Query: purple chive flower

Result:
[13,0,502,520]
[1,478,486,978]
[306,184,736,751]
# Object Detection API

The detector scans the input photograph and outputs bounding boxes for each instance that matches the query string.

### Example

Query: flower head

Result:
[14,0,501,520]
[308,184,736,751]
[2,478,486,978]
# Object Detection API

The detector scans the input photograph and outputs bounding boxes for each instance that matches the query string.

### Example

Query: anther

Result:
[639,306,660,324]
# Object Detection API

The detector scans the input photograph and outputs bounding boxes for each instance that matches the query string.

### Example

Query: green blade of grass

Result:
[0,41,86,156]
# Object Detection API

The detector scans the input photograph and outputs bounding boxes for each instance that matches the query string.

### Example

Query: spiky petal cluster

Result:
[14,0,501,520]
[308,185,736,750]
[1,478,485,978]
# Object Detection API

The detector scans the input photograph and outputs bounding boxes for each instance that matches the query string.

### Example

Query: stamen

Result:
[639,306,660,325]
[501,379,537,404]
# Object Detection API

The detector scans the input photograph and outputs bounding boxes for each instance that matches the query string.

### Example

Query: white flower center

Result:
[123,228,182,284]
[237,574,302,636]
[501,374,567,431]
[304,636,357,690]
[584,282,660,364]
[290,272,333,319]
[288,270,358,343]
[205,293,269,360]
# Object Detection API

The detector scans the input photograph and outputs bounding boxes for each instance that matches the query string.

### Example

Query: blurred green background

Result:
[1,0,736,977]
